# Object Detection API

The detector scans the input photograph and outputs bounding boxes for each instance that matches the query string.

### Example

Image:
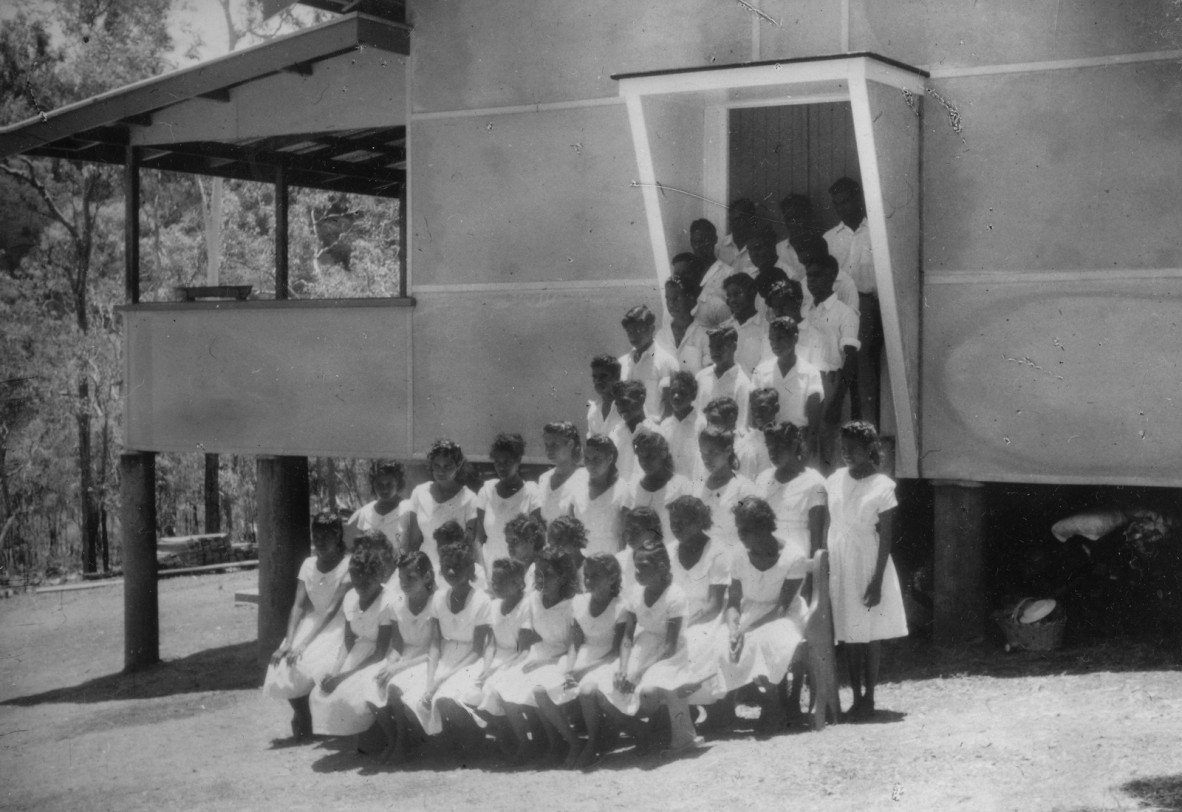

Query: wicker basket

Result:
[995,599,1066,652]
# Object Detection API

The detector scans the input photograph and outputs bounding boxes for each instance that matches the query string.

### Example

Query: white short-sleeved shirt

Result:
[490,596,531,652]
[694,474,760,551]
[717,235,756,277]
[623,473,694,541]
[751,357,824,427]
[342,586,397,645]
[298,554,352,616]
[346,500,406,550]
[802,271,860,315]
[757,467,827,559]
[730,544,808,616]
[476,480,542,565]
[799,295,861,373]
[671,539,731,618]
[774,239,807,281]
[656,321,710,375]
[824,220,875,294]
[608,417,662,485]
[587,398,623,438]
[721,313,774,377]
[433,586,492,644]
[571,593,623,665]
[695,259,736,328]
[658,410,707,481]
[569,478,629,556]
[537,467,588,524]
[390,591,437,659]
[524,591,575,661]
[624,582,688,640]
[694,364,752,429]
[735,428,772,481]
[407,483,478,569]
[619,344,680,420]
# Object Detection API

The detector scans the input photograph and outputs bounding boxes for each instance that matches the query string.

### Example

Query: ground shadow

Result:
[1,641,261,706]
[1122,775,1182,811]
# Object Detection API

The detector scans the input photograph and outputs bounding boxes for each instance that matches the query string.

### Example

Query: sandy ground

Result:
[1,571,1181,812]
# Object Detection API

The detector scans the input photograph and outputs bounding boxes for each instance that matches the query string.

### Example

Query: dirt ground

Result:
[1,571,1181,812]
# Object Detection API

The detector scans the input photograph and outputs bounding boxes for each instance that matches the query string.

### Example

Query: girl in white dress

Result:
[481,548,578,764]
[578,539,700,768]
[370,550,438,763]
[415,533,493,748]
[757,421,828,561]
[694,425,760,551]
[625,429,693,542]
[344,460,407,552]
[735,388,776,479]
[537,422,589,524]
[616,507,665,596]
[476,433,542,569]
[405,439,479,573]
[264,513,352,741]
[569,434,628,556]
[715,496,808,734]
[546,515,588,589]
[504,513,546,589]
[534,553,625,768]
[827,421,907,721]
[308,544,397,742]
[666,496,729,693]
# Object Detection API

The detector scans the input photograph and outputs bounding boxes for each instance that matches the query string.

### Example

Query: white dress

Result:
[537,466,588,524]
[476,480,542,566]
[451,596,531,711]
[418,587,493,734]
[309,586,397,736]
[482,591,574,709]
[658,410,707,481]
[714,544,808,692]
[756,467,827,561]
[407,483,478,570]
[735,429,772,481]
[263,554,351,700]
[567,594,625,702]
[569,478,629,556]
[345,500,406,550]
[584,583,692,715]
[623,473,694,542]
[693,474,760,551]
[375,592,439,720]
[670,538,730,683]
[826,469,908,643]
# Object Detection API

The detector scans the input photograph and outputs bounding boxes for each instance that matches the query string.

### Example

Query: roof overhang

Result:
[0,12,410,198]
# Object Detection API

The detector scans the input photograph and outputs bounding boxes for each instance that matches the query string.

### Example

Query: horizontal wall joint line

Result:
[411,279,658,294]
[925,268,1182,285]
[926,49,1182,79]
[411,96,624,122]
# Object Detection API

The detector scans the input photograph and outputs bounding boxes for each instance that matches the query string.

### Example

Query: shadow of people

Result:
[1122,775,1182,811]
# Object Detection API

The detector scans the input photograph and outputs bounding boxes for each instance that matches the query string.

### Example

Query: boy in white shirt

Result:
[587,354,623,437]
[658,370,707,480]
[802,254,860,472]
[752,317,824,462]
[608,380,661,484]
[689,218,734,328]
[721,272,773,377]
[694,325,752,430]
[619,304,679,421]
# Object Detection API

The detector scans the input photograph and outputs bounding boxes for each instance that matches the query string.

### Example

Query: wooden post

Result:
[204,453,220,534]
[933,480,987,646]
[124,146,141,304]
[121,452,158,671]
[256,456,309,661]
[275,166,289,300]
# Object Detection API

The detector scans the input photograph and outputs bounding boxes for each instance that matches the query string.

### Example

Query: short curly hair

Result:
[349,545,386,582]
[543,421,582,463]
[547,514,588,551]
[427,438,464,467]
[489,432,526,460]
[438,538,475,578]
[733,496,777,536]
[433,519,466,548]
[841,420,883,466]
[633,537,673,583]
[505,513,547,553]
[583,553,623,599]
[623,506,663,542]
[396,550,437,594]
[536,547,580,601]
[490,557,527,595]
[667,495,713,531]
[369,459,406,485]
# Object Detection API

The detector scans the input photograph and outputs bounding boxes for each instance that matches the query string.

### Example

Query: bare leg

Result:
[575,693,604,769]
[661,689,699,751]
[288,696,313,739]
[786,663,806,726]
[535,688,579,767]
[754,677,787,734]
[596,691,649,751]
[369,704,399,761]
[845,643,865,715]
[501,702,533,763]
[862,640,881,715]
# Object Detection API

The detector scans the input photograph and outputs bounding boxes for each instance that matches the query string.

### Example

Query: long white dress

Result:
[826,469,908,644]
[569,478,629,556]
[756,467,827,561]
[263,554,351,700]
[482,591,574,710]
[670,538,730,684]
[568,594,624,701]
[417,587,493,734]
[406,483,478,570]
[309,586,397,736]
[476,480,542,565]
[623,473,694,542]
[693,474,760,551]
[537,467,588,524]
[375,591,440,722]
[345,500,406,550]
[583,583,692,715]
[450,595,531,712]
[714,544,808,692]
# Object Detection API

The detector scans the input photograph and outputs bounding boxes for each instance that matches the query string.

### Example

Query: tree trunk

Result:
[204,453,220,534]
[78,377,98,573]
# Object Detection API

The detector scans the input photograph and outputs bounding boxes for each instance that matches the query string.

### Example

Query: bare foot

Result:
[574,743,600,770]
[561,743,582,769]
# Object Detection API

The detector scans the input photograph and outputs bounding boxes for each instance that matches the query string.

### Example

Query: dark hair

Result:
[353,529,394,559]
[766,278,803,306]
[349,545,386,581]
[698,425,738,469]
[791,234,831,266]
[583,553,623,599]
[433,519,466,548]
[490,432,526,461]
[667,370,698,399]
[547,514,589,551]
[621,304,657,328]
[490,557,527,594]
[749,387,780,418]
[769,315,800,340]
[748,221,778,248]
[543,420,582,463]
[427,438,464,467]
[728,198,757,217]
[702,397,739,426]
[369,459,406,486]
[806,253,839,276]
[537,547,580,601]
[667,495,713,531]
[590,354,622,378]
[779,193,812,218]
[311,510,344,539]
[733,496,777,536]
[665,272,702,301]
[611,380,647,404]
[722,272,756,294]
[584,433,620,479]
[706,325,738,345]
[631,428,673,474]
[829,176,862,198]
[763,420,806,451]
[505,513,547,552]
[841,420,883,466]
[633,537,673,584]
[623,506,663,542]
[438,538,476,579]
[690,218,718,238]
[396,550,437,593]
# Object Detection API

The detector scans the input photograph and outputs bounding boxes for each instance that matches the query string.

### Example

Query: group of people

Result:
[262,178,908,770]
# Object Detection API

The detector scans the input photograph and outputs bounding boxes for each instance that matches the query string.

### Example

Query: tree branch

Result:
[0,159,80,246]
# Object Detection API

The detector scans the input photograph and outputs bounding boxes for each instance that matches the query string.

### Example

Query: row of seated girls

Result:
[263,418,907,769]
